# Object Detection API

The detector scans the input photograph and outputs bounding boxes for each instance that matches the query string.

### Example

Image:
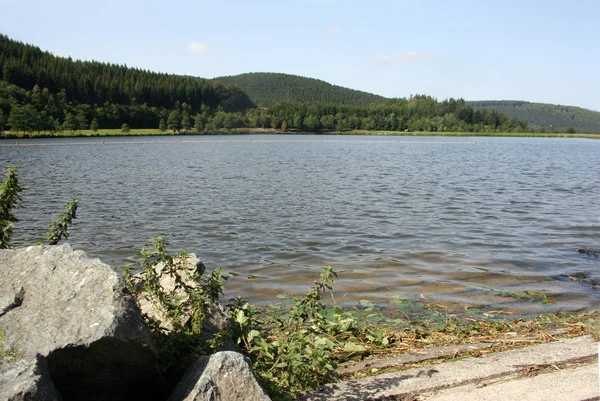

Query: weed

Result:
[46,198,78,245]
[0,165,23,249]
[228,266,395,399]
[123,237,231,387]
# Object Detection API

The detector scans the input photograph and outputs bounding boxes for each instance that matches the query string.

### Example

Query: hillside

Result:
[0,35,526,135]
[213,72,385,106]
[469,101,600,133]
[0,34,254,113]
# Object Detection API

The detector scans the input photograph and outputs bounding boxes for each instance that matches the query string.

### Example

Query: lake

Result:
[1,135,599,313]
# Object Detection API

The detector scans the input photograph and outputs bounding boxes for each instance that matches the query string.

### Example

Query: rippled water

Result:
[1,135,599,313]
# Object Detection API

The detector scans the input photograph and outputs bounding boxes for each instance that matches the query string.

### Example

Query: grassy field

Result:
[1,128,599,139]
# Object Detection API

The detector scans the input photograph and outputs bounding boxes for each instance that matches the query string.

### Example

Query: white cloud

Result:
[376,51,434,64]
[186,42,208,54]
[327,26,341,35]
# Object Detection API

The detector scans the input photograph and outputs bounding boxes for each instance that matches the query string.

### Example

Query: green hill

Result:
[0,34,254,114]
[213,72,385,106]
[468,101,600,133]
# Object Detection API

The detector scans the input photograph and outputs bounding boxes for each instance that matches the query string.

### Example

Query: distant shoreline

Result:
[1,128,599,140]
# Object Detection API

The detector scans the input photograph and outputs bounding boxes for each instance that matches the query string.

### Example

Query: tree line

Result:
[0,34,254,113]
[0,83,530,134]
[0,34,530,135]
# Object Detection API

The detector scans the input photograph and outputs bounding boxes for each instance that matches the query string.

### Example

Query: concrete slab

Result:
[423,363,599,401]
[301,336,599,401]
[338,343,495,376]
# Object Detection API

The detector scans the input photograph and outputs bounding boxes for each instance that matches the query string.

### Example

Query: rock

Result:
[133,254,206,332]
[167,351,271,401]
[132,255,237,350]
[0,356,61,401]
[0,244,163,401]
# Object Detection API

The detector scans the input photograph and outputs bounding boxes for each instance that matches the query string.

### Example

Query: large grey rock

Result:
[0,356,61,401]
[167,351,271,401]
[0,244,163,401]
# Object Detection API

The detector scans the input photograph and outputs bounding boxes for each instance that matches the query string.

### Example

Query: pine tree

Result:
[167,110,181,132]
[63,113,78,133]
[181,112,192,132]
[90,118,100,132]
[159,118,167,132]
[194,114,203,134]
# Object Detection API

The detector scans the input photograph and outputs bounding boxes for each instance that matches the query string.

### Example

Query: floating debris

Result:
[577,248,600,256]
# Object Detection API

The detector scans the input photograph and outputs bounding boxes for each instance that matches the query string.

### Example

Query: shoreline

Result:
[1,128,599,140]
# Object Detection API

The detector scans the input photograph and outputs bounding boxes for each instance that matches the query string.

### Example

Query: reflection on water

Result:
[2,135,600,312]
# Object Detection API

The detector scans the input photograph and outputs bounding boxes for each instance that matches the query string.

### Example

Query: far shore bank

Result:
[1,128,600,140]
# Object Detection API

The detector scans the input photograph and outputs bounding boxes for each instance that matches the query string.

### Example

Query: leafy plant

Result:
[0,165,23,249]
[228,266,394,399]
[123,237,231,386]
[46,197,78,245]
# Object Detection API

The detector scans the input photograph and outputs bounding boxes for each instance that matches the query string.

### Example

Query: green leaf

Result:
[247,329,260,343]
[343,343,366,353]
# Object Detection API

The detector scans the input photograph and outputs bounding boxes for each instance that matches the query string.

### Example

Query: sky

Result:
[2,0,599,111]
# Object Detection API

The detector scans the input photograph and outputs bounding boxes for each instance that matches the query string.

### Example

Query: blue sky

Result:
[2,0,599,110]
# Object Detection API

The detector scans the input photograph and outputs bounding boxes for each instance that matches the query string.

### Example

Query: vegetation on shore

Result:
[2,36,599,135]
[1,128,599,140]
[470,100,600,133]
[124,236,600,399]
[1,35,529,137]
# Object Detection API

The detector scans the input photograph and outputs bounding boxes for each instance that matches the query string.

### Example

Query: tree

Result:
[303,115,320,131]
[76,113,88,132]
[0,110,5,133]
[8,104,41,133]
[181,112,192,132]
[193,114,203,134]
[320,115,334,130]
[167,110,181,132]
[159,118,167,133]
[566,126,576,134]
[293,114,302,130]
[281,119,288,132]
[62,113,78,133]
[121,123,130,133]
[90,118,100,132]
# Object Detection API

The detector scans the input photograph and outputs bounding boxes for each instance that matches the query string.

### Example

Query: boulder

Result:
[132,255,236,350]
[133,254,206,332]
[0,244,163,401]
[0,356,61,401]
[167,351,271,401]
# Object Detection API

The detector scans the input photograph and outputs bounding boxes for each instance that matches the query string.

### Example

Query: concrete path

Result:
[302,336,599,401]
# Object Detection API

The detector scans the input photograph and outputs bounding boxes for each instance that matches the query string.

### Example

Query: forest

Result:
[0,34,530,135]
[469,101,600,133]
[213,72,385,106]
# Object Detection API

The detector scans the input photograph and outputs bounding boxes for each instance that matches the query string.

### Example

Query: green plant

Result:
[228,266,394,399]
[123,237,231,385]
[0,165,23,249]
[46,198,78,245]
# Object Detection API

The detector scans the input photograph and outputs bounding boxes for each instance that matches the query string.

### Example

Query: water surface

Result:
[1,135,599,313]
